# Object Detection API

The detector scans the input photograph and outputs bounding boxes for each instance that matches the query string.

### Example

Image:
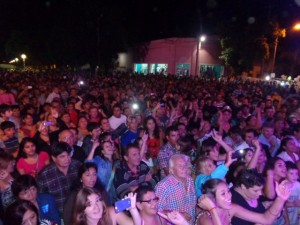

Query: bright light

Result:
[265,75,270,81]
[280,81,285,86]
[15,58,19,62]
[293,23,300,31]
[21,54,27,60]
[200,36,206,42]
[79,81,84,85]
[132,103,139,110]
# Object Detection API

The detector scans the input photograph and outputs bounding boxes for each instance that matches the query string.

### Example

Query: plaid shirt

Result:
[155,174,196,225]
[37,160,81,214]
[158,142,178,177]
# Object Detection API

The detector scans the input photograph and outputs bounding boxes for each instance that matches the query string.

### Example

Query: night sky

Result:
[0,0,299,68]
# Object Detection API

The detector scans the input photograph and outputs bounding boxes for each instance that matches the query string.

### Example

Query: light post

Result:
[21,54,27,68]
[195,35,206,76]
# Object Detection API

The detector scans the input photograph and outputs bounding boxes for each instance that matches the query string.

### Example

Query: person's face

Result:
[78,118,88,129]
[18,186,38,203]
[102,142,114,156]
[89,108,99,118]
[91,127,101,138]
[128,118,138,131]
[222,111,232,121]
[59,130,75,146]
[244,150,254,163]
[208,146,220,161]
[70,129,78,143]
[201,159,216,175]
[137,191,159,215]
[113,107,122,118]
[12,108,20,117]
[248,116,257,126]
[52,151,71,169]
[22,209,38,225]
[215,182,232,209]
[242,185,263,200]
[23,115,33,126]
[146,119,156,132]
[284,140,296,153]
[85,193,103,222]
[266,108,274,118]
[167,131,179,146]
[4,127,16,138]
[82,167,97,188]
[262,127,274,139]
[257,151,267,164]
[100,119,110,132]
[178,125,187,137]
[125,147,141,167]
[170,157,189,179]
[245,132,255,145]
[179,117,188,126]
[274,159,287,179]
[287,169,298,183]
[23,142,36,157]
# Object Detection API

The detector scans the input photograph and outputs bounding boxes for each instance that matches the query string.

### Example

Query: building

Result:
[118,36,224,78]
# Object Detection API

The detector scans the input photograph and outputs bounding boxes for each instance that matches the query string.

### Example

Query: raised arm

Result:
[246,139,261,169]
[231,181,291,224]
[197,194,222,225]
[85,139,99,161]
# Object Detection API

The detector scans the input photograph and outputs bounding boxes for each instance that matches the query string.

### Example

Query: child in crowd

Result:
[284,161,300,225]
[0,104,12,124]
[195,151,235,197]
[0,121,19,158]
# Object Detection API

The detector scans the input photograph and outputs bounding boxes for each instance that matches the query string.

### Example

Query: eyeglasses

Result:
[140,197,159,204]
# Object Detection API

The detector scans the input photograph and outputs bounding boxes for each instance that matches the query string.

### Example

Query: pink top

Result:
[0,93,15,105]
[16,151,50,178]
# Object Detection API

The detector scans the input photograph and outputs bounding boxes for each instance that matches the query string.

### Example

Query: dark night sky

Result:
[0,0,299,66]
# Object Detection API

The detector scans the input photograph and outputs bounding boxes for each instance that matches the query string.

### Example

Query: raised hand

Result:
[197,194,216,211]
[212,129,222,143]
[276,180,291,201]
[125,192,137,210]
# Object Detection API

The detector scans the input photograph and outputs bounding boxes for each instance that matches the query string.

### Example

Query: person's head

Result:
[261,123,275,139]
[21,114,34,126]
[201,179,232,210]
[285,161,298,183]
[61,112,71,123]
[100,140,114,158]
[4,199,38,225]
[89,107,99,119]
[243,129,258,145]
[87,122,101,138]
[72,187,110,225]
[280,137,296,154]
[127,115,138,132]
[18,138,37,158]
[123,144,141,167]
[165,125,179,146]
[196,157,216,175]
[0,151,15,174]
[177,123,187,138]
[235,169,265,200]
[12,175,38,203]
[78,162,98,188]
[100,118,111,132]
[169,154,189,180]
[0,104,12,119]
[293,124,300,140]
[144,116,159,137]
[0,120,16,138]
[51,142,72,169]
[59,129,75,147]
[264,157,286,181]
[11,105,21,118]
[243,148,255,164]
[136,186,159,216]
[200,137,219,161]
[78,116,88,129]
[112,104,122,118]
[264,106,275,118]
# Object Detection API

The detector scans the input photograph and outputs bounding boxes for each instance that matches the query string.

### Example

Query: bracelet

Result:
[208,207,217,212]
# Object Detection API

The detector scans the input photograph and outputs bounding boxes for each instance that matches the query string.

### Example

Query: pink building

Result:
[129,36,224,77]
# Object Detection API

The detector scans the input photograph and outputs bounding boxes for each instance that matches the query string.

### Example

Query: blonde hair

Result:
[195,156,212,175]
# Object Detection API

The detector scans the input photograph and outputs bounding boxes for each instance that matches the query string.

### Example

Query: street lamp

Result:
[293,23,300,31]
[195,35,206,76]
[21,54,27,68]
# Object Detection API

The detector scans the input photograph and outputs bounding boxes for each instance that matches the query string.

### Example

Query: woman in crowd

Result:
[196,178,291,225]
[20,114,37,138]
[77,116,89,143]
[61,112,76,128]
[11,175,61,225]
[63,162,106,225]
[277,137,299,163]
[16,137,50,178]
[72,187,141,225]
[4,200,39,225]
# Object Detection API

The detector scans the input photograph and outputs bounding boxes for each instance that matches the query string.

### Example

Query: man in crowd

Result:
[109,104,127,130]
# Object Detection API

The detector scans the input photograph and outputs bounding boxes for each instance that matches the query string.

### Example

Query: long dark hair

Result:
[143,116,160,139]
[18,137,38,159]
[72,187,111,225]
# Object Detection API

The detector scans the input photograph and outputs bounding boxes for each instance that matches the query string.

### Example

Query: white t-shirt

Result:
[108,114,127,130]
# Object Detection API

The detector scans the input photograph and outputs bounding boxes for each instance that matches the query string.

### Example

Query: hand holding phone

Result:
[114,198,131,213]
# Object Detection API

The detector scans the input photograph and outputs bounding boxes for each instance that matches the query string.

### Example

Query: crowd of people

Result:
[0,70,299,225]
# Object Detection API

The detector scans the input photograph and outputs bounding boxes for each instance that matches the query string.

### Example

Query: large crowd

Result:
[0,71,299,225]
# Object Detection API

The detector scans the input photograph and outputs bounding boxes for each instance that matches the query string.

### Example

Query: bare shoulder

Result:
[195,212,212,225]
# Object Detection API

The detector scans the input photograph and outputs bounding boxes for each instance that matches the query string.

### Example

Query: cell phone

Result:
[114,198,131,213]
[27,86,32,89]
[232,149,245,159]
[43,121,52,126]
